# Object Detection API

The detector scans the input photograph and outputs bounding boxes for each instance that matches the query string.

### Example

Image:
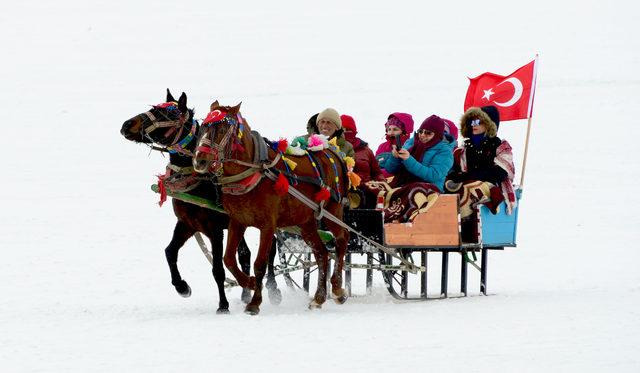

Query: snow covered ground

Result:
[2,0,639,371]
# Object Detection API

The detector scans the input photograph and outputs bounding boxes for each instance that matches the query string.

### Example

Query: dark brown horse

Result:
[192,101,350,314]
[120,90,281,314]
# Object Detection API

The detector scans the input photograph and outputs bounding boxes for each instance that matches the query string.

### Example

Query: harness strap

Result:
[217,132,282,185]
[273,169,341,203]
[167,164,194,174]
[143,111,190,147]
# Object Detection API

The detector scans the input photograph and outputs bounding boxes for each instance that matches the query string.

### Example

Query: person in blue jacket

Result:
[368,115,453,222]
[386,114,453,191]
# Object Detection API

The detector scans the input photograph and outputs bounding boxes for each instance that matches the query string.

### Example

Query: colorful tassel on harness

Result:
[282,156,297,171]
[348,171,361,188]
[157,173,168,207]
[274,173,289,196]
[344,156,355,170]
[277,139,289,153]
[314,187,331,203]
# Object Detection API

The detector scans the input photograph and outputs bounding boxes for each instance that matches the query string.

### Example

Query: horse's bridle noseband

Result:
[140,105,188,142]
[195,112,241,175]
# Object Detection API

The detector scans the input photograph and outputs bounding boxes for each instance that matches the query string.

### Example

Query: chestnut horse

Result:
[192,101,350,314]
[120,90,281,314]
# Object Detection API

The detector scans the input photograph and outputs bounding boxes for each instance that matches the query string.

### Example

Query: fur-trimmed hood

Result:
[460,107,499,139]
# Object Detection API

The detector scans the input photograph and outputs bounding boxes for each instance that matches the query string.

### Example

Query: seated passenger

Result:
[292,108,354,158]
[375,112,414,178]
[340,114,385,208]
[444,105,517,221]
[367,115,454,222]
[443,118,459,147]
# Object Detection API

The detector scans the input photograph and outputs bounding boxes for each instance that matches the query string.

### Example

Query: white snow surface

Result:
[2,0,640,371]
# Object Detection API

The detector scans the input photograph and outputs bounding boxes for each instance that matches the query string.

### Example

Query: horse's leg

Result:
[300,221,329,309]
[207,229,230,314]
[223,220,252,288]
[238,238,253,304]
[265,236,282,305]
[326,221,349,304]
[245,228,275,315]
[165,220,195,297]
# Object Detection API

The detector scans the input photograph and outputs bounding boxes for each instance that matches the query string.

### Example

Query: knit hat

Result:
[443,119,459,140]
[386,112,414,134]
[340,114,357,134]
[316,108,342,129]
[480,105,500,128]
[419,115,445,140]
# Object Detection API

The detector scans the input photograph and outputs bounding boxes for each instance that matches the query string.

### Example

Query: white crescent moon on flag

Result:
[493,77,523,107]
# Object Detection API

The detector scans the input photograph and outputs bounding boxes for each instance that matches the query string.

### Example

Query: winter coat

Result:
[444,133,457,152]
[449,136,508,185]
[384,137,454,191]
[351,138,385,183]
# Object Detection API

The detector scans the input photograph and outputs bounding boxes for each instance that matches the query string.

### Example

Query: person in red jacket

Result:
[341,114,385,208]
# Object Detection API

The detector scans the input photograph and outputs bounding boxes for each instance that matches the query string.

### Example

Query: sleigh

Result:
[152,183,523,301]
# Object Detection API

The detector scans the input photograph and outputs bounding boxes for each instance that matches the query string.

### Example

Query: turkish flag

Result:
[464,57,538,121]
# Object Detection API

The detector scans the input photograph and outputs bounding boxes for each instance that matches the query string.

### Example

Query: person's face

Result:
[417,129,435,144]
[318,118,337,137]
[386,125,402,137]
[470,118,486,135]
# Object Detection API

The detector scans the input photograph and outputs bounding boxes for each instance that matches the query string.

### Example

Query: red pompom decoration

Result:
[157,174,168,207]
[277,139,288,153]
[314,187,331,203]
[274,173,289,196]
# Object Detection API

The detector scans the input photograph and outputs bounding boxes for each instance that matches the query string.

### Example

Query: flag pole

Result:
[519,116,533,188]
[519,54,538,189]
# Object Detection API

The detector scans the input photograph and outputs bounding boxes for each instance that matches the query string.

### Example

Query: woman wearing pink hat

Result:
[375,113,415,178]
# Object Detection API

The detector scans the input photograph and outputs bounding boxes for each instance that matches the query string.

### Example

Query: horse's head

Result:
[120,89,194,149]
[192,101,243,174]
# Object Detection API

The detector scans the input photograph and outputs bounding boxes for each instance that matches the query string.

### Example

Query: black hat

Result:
[480,105,500,129]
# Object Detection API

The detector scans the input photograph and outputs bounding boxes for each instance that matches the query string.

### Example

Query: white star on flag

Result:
[482,88,494,101]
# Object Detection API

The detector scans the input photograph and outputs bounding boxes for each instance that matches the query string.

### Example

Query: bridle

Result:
[139,102,194,154]
[194,109,242,175]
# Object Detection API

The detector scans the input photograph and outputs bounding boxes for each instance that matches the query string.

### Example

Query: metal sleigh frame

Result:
[152,181,522,301]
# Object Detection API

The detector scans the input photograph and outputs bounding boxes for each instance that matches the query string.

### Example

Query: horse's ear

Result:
[229,102,242,115]
[178,92,187,112]
[166,89,176,103]
[210,100,220,111]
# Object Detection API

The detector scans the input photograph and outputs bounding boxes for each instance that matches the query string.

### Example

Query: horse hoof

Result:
[175,281,192,298]
[331,290,348,305]
[241,288,252,304]
[244,305,260,315]
[268,288,282,305]
[216,308,230,315]
[308,300,322,310]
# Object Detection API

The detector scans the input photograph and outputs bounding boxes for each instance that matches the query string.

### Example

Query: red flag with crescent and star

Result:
[464,57,538,121]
